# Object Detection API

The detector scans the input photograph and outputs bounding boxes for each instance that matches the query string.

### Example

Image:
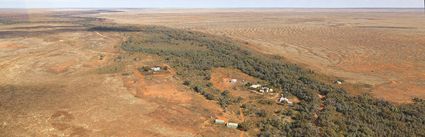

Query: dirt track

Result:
[100,9,425,103]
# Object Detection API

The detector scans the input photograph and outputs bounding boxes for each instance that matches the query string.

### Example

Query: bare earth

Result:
[99,9,425,103]
[0,10,240,137]
[1,8,425,137]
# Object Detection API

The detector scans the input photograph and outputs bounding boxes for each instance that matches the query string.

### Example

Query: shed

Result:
[226,123,238,129]
[214,119,225,124]
[250,84,261,89]
[279,97,293,105]
[151,67,161,72]
[230,79,238,83]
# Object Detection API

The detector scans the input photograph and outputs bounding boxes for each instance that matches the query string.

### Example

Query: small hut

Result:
[250,84,261,89]
[278,97,293,105]
[226,123,238,129]
[214,119,225,124]
[230,79,238,83]
[151,67,161,72]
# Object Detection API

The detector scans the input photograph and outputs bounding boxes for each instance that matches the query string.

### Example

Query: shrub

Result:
[204,93,215,100]
[183,80,191,86]
[194,85,204,93]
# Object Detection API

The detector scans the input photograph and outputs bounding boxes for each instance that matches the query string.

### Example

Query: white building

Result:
[250,84,261,89]
[226,123,238,129]
[151,67,161,72]
[279,97,293,105]
[230,79,238,83]
[214,119,225,124]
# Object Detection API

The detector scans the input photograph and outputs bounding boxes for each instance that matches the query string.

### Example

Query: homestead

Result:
[137,65,169,74]
[248,83,274,94]
[213,119,239,129]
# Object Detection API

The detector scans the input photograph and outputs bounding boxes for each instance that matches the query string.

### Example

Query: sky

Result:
[0,0,423,8]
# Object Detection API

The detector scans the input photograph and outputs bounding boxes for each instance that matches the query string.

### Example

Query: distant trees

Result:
[88,26,140,32]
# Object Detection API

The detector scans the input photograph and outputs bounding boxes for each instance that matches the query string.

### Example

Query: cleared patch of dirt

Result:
[131,68,192,103]
[0,15,241,136]
[211,68,258,91]
[46,60,77,73]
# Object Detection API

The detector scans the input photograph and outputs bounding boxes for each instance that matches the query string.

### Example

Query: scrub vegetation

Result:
[115,25,425,137]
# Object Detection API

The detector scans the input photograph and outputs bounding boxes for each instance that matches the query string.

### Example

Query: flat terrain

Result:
[0,10,241,137]
[100,9,425,103]
[2,9,425,137]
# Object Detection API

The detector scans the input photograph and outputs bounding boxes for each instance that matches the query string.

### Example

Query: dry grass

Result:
[0,11,241,136]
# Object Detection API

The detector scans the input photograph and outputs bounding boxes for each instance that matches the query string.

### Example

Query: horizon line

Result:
[0,7,423,9]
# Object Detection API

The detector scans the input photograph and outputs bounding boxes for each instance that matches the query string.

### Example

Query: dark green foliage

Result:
[88,26,140,32]
[206,82,213,87]
[238,120,255,131]
[203,92,215,100]
[183,80,191,86]
[218,90,232,108]
[138,66,150,72]
[194,85,204,93]
[121,25,425,136]
[256,109,267,117]
[258,99,274,105]
[241,103,259,116]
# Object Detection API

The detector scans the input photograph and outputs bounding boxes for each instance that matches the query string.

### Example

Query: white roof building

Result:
[151,67,161,72]
[214,119,225,124]
[279,97,293,104]
[226,123,238,129]
[230,79,238,83]
[250,84,261,89]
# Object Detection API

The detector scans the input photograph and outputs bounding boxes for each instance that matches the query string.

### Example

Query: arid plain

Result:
[99,9,425,103]
[1,8,425,137]
[0,9,242,136]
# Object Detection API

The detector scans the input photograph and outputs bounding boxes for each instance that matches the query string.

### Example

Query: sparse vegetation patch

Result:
[120,25,425,136]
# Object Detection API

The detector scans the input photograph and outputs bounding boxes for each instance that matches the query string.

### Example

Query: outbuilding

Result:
[151,67,161,72]
[230,79,238,83]
[226,123,238,129]
[214,119,226,124]
[335,80,343,85]
[250,84,261,89]
[279,97,293,105]
[214,119,225,124]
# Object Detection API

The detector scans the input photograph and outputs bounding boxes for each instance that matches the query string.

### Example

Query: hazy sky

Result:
[0,0,423,8]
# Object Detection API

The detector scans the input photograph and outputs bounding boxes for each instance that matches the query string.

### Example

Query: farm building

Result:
[259,87,273,93]
[151,67,161,72]
[249,84,261,89]
[226,123,238,129]
[230,79,238,83]
[278,96,293,105]
[214,119,225,124]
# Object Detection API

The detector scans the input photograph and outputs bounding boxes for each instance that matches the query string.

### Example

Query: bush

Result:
[256,109,267,117]
[258,99,274,105]
[183,80,191,86]
[204,93,215,100]
[194,85,203,93]
[206,82,213,87]
[121,25,425,136]
[238,121,255,131]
